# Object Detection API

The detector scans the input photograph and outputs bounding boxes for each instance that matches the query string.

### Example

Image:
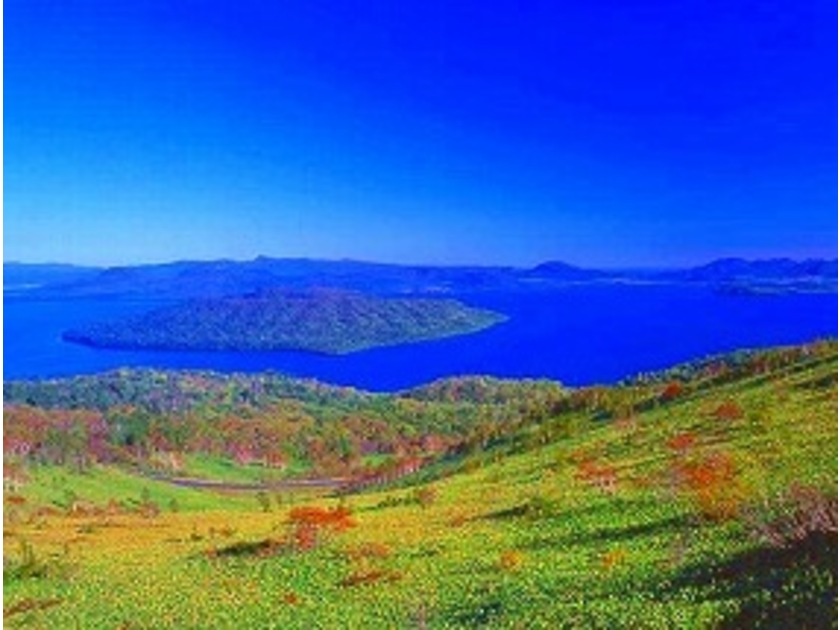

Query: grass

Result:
[3,343,837,628]
[178,453,311,484]
[10,466,255,513]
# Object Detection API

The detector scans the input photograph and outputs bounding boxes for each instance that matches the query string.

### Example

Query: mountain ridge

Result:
[5,256,836,298]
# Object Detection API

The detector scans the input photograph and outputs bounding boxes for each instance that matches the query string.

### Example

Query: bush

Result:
[288,505,355,551]
[673,451,745,521]
[413,486,437,508]
[660,382,684,402]
[666,431,697,454]
[498,549,523,572]
[744,483,838,548]
[713,400,744,421]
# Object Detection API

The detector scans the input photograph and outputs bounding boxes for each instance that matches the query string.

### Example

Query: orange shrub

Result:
[498,549,523,571]
[344,542,391,561]
[666,431,697,454]
[713,400,744,421]
[575,459,618,495]
[601,548,627,570]
[674,451,745,521]
[448,512,470,528]
[288,505,356,551]
[413,486,437,508]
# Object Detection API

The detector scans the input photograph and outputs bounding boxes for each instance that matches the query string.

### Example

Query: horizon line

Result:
[3,253,838,272]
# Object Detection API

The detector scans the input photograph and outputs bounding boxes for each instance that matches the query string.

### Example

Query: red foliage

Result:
[288,505,355,550]
[575,459,618,494]
[713,400,744,421]
[289,505,355,530]
[344,542,391,561]
[673,451,743,520]
[660,382,684,402]
[666,431,697,454]
[681,452,735,490]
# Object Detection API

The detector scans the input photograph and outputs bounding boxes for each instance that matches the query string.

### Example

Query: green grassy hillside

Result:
[4,340,837,628]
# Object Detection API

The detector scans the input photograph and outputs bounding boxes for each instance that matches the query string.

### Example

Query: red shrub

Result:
[344,542,391,561]
[666,432,697,454]
[713,400,744,421]
[288,505,355,550]
[575,459,618,494]
[674,451,744,521]
[660,382,684,402]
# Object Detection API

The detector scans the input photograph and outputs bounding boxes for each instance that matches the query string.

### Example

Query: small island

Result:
[63,288,507,355]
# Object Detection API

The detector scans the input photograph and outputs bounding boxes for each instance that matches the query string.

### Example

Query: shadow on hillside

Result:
[671,531,837,629]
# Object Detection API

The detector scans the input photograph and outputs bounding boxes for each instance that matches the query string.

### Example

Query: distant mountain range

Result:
[4,262,101,289]
[4,256,837,299]
[659,257,838,282]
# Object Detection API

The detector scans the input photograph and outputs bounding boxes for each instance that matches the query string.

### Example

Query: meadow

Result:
[4,340,837,628]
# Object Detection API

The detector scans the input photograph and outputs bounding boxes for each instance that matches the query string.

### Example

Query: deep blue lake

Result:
[4,285,837,391]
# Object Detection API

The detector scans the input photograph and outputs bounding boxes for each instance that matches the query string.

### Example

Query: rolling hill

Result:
[3,339,837,627]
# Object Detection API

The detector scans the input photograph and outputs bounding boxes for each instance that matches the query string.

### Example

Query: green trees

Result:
[63,289,506,354]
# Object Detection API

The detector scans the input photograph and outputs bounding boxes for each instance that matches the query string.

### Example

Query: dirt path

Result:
[146,473,348,492]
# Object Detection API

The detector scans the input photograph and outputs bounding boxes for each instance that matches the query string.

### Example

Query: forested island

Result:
[62,288,507,354]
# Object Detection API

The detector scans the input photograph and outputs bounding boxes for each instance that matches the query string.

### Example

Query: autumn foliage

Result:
[575,459,618,494]
[498,550,523,572]
[288,505,356,550]
[673,451,745,521]
[713,400,744,421]
[666,431,697,454]
[660,382,685,402]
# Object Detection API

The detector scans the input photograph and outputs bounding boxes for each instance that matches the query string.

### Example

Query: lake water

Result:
[3,285,837,391]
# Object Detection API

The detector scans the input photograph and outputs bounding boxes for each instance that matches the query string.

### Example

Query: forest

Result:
[62,288,507,354]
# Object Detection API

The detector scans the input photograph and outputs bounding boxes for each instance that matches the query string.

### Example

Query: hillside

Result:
[9,258,522,299]
[670,257,838,282]
[4,367,564,478]
[61,288,507,354]
[3,262,100,291]
[3,339,837,627]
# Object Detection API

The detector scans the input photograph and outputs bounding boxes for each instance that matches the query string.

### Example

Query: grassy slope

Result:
[4,345,837,628]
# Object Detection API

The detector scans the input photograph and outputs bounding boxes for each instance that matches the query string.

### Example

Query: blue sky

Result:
[5,0,837,267]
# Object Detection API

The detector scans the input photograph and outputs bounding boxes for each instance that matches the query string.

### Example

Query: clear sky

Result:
[5,0,838,267]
